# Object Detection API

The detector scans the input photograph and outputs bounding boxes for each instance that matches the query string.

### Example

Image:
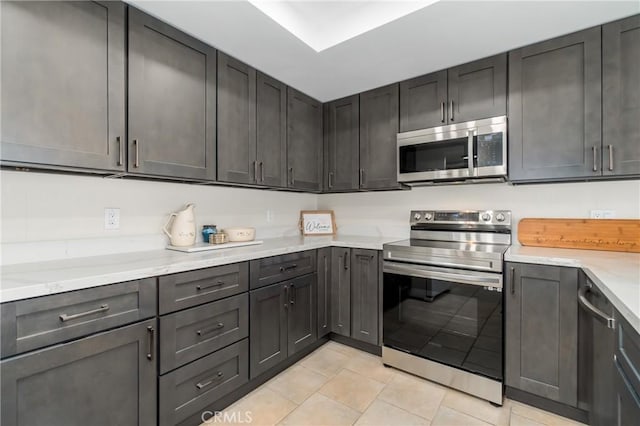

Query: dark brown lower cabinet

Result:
[249,274,317,379]
[330,247,379,345]
[159,339,249,426]
[1,319,157,426]
[317,248,331,338]
[505,263,578,406]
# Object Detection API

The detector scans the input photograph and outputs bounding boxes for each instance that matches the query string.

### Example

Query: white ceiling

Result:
[128,0,640,102]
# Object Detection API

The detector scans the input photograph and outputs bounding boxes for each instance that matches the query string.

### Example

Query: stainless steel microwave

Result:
[397,116,507,184]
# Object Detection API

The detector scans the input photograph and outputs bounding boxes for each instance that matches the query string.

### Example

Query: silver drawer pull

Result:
[59,304,110,322]
[196,322,225,336]
[279,264,298,273]
[196,371,224,390]
[196,280,225,291]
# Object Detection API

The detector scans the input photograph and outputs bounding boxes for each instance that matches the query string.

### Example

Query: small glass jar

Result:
[202,225,217,243]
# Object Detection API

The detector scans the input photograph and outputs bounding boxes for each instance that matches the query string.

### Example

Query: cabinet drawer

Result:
[616,311,640,395]
[250,250,316,289]
[1,278,156,358]
[159,339,249,426]
[160,293,248,374]
[159,262,248,314]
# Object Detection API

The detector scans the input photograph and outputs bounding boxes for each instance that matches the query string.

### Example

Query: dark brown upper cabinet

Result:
[508,27,602,182]
[602,14,640,177]
[256,72,288,187]
[287,88,323,191]
[399,54,506,132]
[359,84,400,190]
[128,7,216,181]
[217,52,257,184]
[0,1,126,172]
[324,95,360,192]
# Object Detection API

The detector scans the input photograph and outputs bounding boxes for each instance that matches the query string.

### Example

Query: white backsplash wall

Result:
[1,170,317,264]
[318,180,640,238]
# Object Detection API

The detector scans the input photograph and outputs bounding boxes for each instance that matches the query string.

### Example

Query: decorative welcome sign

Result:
[299,210,337,236]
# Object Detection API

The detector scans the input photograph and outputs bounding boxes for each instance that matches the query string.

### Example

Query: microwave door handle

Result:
[467,130,474,177]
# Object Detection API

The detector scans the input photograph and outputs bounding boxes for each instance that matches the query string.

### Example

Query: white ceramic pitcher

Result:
[163,203,196,247]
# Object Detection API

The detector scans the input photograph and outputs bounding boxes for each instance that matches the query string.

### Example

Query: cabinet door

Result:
[585,279,616,426]
[505,263,578,406]
[359,84,400,189]
[508,28,601,182]
[448,54,507,123]
[603,15,640,177]
[399,71,447,132]
[351,249,379,345]
[317,248,332,338]
[257,72,287,187]
[128,8,216,180]
[1,319,156,426]
[325,95,360,191]
[249,283,287,378]
[614,361,640,426]
[288,274,318,355]
[1,1,125,172]
[217,52,257,184]
[330,248,351,337]
[287,88,322,191]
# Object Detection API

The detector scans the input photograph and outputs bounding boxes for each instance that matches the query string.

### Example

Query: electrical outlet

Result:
[104,208,120,230]
[603,210,616,219]
[590,210,604,219]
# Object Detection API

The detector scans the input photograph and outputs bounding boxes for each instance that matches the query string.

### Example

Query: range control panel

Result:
[410,210,512,226]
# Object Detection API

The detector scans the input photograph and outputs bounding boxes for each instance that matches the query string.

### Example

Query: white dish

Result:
[166,240,263,253]
[224,227,256,242]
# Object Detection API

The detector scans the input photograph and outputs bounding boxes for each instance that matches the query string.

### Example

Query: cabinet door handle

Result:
[510,267,515,295]
[608,145,613,171]
[59,304,110,322]
[279,264,298,273]
[133,139,140,168]
[578,283,615,329]
[449,100,454,121]
[116,136,123,167]
[196,371,224,390]
[343,253,349,270]
[196,280,225,291]
[254,160,259,182]
[289,167,294,185]
[197,322,225,336]
[260,161,265,182]
[359,169,365,187]
[284,285,289,309]
[441,102,445,123]
[147,325,154,360]
[290,284,296,306]
[328,172,333,189]
[592,146,598,172]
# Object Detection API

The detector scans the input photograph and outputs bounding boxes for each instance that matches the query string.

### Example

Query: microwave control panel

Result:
[476,133,503,167]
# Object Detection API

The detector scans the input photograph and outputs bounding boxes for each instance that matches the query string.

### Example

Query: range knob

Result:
[413,212,422,221]
[424,212,433,220]
[495,213,506,222]
[481,213,491,221]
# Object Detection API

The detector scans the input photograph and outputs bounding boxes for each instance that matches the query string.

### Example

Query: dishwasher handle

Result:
[578,282,615,329]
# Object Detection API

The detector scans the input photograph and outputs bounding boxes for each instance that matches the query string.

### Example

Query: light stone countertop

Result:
[3,237,638,334]
[0,235,402,303]
[506,245,640,334]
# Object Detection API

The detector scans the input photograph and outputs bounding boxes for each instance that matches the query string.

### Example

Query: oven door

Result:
[383,261,503,381]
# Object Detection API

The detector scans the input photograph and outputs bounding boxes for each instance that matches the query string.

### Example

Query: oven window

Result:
[399,138,469,173]
[383,272,503,380]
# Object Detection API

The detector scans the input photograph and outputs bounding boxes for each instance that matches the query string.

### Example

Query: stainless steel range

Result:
[382,210,512,405]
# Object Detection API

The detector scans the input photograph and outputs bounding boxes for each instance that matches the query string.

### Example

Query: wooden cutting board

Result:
[518,219,640,253]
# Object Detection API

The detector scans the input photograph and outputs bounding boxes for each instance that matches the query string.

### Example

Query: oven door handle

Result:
[383,261,502,288]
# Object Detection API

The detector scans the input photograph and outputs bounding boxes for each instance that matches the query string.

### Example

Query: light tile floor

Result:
[203,341,586,426]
